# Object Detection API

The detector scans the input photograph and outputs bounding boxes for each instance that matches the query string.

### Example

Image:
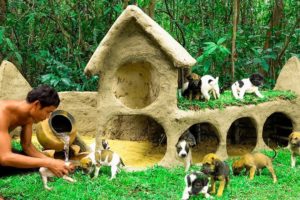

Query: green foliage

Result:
[1,148,300,199]
[178,90,297,110]
[195,37,231,74]
[0,0,299,91]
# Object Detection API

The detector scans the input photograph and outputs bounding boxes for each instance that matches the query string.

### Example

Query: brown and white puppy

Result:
[232,150,277,183]
[288,132,300,168]
[39,162,76,191]
[201,153,230,197]
[80,141,125,180]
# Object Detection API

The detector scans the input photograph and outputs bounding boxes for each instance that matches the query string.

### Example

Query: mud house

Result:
[84,5,300,167]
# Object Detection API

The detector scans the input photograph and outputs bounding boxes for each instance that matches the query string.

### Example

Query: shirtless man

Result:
[0,85,74,177]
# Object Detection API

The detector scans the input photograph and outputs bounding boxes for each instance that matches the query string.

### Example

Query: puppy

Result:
[39,162,76,191]
[182,172,211,200]
[182,73,202,100]
[176,131,196,172]
[231,73,264,100]
[80,141,125,180]
[232,150,277,183]
[201,153,229,197]
[200,75,220,101]
[288,132,300,168]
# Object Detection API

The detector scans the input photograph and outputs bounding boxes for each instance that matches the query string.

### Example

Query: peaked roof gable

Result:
[84,5,196,75]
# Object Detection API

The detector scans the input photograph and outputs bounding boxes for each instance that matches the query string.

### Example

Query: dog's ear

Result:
[202,177,209,186]
[187,175,192,187]
[289,132,294,141]
[213,159,222,167]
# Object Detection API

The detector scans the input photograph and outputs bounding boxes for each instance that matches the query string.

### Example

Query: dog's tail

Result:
[271,148,278,160]
[120,158,125,167]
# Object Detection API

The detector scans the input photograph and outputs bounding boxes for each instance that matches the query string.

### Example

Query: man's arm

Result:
[20,123,48,159]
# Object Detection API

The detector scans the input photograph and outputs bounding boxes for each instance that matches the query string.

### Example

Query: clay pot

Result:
[36,110,77,151]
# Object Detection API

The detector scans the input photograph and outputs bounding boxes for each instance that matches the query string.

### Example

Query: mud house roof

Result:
[84,5,196,76]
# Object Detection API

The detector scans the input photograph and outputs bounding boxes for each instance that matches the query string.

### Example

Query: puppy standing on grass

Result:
[182,171,211,200]
[200,75,220,101]
[232,150,277,183]
[182,73,202,100]
[288,132,300,168]
[80,140,125,179]
[201,153,230,197]
[231,73,264,100]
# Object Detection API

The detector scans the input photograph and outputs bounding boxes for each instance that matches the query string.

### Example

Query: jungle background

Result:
[0,0,299,91]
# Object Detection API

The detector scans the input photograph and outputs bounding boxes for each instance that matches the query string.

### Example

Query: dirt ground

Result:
[26,135,257,167]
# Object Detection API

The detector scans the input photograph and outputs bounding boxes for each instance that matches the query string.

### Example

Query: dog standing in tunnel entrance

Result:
[176,130,197,172]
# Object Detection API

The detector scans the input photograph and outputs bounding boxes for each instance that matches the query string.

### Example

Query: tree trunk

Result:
[123,0,130,9]
[231,0,239,80]
[0,0,7,23]
[147,0,156,19]
[275,17,300,69]
[263,0,284,49]
[263,0,284,80]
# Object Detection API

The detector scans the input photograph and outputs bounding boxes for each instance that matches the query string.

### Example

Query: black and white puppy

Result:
[176,131,196,172]
[182,172,211,200]
[231,73,264,100]
[200,75,220,101]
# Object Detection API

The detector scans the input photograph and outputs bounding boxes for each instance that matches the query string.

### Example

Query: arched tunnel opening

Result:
[101,115,166,167]
[227,117,257,156]
[263,112,293,148]
[180,123,219,163]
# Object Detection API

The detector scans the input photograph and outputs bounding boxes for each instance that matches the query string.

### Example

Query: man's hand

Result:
[47,159,75,177]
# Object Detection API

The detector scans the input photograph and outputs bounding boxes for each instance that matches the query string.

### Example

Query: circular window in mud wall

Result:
[226,117,257,156]
[113,62,160,109]
[263,112,293,148]
[180,123,219,163]
[101,115,166,167]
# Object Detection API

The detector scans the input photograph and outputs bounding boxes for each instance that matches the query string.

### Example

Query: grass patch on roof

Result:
[178,90,297,110]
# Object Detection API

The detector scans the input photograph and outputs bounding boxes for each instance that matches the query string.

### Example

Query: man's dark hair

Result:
[26,85,60,108]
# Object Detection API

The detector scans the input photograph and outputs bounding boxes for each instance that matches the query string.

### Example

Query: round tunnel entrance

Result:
[263,112,293,148]
[113,61,160,109]
[226,117,257,156]
[102,115,166,167]
[181,123,219,163]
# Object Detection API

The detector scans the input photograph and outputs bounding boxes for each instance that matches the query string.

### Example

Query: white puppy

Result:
[231,73,264,100]
[39,162,76,191]
[201,75,220,101]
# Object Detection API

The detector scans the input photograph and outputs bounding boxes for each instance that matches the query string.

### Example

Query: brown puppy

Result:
[288,131,300,168]
[182,73,201,100]
[232,150,277,183]
[201,153,230,197]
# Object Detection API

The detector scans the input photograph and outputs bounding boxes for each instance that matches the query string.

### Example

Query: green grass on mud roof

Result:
[178,90,297,110]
